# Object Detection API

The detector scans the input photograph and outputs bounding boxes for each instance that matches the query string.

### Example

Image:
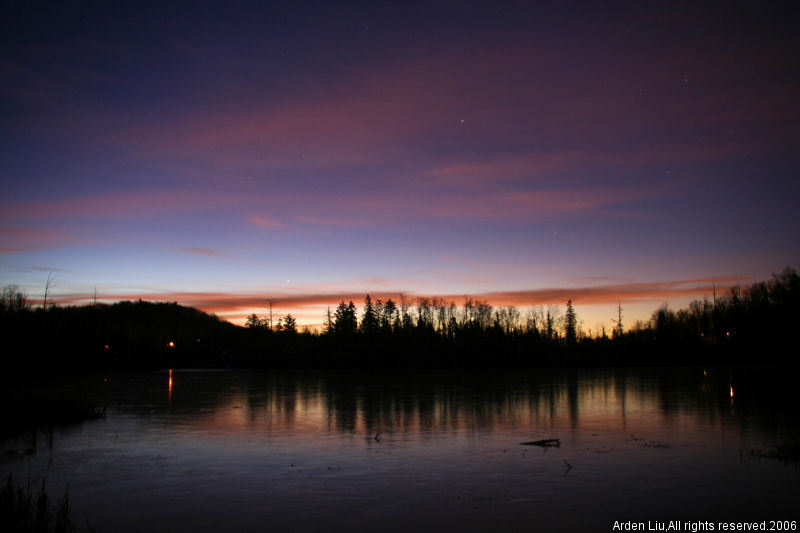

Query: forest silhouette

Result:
[1,267,797,371]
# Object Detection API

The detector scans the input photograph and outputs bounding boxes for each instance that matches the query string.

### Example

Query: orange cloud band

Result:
[52,276,739,319]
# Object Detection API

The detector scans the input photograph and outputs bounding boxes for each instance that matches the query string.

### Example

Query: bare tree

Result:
[612,301,624,338]
[399,294,413,330]
[546,304,563,339]
[525,306,543,335]
[1,285,30,313]
[43,273,55,309]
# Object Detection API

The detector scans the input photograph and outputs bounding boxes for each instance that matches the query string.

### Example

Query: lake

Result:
[3,367,799,532]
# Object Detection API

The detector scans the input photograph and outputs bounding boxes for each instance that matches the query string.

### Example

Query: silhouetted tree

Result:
[282,314,297,333]
[3,267,798,371]
[1,285,30,313]
[496,305,520,335]
[651,303,677,343]
[525,306,543,336]
[246,313,265,329]
[399,295,413,332]
[613,302,623,338]
[360,295,378,335]
[333,301,358,335]
[381,299,399,333]
[475,301,493,332]
[565,300,577,345]
[416,297,433,331]
[42,273,55,309]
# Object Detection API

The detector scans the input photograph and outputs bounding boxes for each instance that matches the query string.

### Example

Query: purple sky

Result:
[2,1,798,330]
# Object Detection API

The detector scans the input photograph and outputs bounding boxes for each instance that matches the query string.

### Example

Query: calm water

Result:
[3,367,799,532]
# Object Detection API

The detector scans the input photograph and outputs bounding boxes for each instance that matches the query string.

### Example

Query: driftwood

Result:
[521,438,561,447]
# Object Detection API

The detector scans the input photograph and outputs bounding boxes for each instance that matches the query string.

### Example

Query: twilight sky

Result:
[2,0,798,330]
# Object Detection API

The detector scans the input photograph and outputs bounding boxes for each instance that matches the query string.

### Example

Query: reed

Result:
[0,474,79,533]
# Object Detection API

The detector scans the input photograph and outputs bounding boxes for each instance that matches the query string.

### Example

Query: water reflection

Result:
[4,367,799,532]
[141,368,798,442]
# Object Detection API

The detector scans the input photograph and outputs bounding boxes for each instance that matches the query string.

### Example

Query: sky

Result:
[1,0,799,331]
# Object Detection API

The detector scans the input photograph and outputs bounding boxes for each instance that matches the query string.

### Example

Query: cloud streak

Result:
[0,226,83,252]
[53,276,738,322]
[175,247,224,257]
[1,181,652,232]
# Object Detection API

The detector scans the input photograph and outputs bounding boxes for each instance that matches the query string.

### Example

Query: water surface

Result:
[3,367,799,532]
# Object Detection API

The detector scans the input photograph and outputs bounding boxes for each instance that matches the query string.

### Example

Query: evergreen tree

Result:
[333,301,357,335]
[282,314,297,333]
[246,313,264,329]
[324,307,333,334]
[565,300,577,345]
[360,294,378,335]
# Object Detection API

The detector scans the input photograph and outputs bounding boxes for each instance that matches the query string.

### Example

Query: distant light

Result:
[168,341,175,348]
[104,344,110,350]
[730,385,734,398]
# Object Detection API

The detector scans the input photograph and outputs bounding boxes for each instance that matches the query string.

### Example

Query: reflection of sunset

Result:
[6,369,797,533]
[176,372,740,444]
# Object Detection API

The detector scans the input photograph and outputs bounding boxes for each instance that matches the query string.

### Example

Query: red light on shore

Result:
[104,344,109,350]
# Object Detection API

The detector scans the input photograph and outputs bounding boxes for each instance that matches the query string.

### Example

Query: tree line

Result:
[1,267,798,370]
[245,294,578,341]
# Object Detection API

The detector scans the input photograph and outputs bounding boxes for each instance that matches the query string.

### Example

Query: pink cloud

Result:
[3,38,795,232]
[102,38,797,178]
[0,226,83,252]
[0,190,250,221]
[0,180,651,232]
[248,216,285,228]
